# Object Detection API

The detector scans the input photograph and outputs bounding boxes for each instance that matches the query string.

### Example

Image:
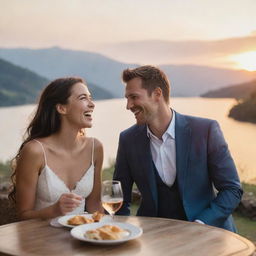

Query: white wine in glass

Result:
[102,180,123,219]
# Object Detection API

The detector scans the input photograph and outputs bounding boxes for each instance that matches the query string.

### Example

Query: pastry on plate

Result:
[85,225,128,240]
[67,215,94,225]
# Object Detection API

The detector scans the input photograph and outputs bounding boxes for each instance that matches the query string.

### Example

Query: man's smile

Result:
[132,108,142,118]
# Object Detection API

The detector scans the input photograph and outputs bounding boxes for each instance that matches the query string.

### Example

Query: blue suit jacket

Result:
[113,111,243,232]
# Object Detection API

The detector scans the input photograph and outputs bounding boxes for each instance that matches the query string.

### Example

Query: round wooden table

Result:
[0,216,254,256]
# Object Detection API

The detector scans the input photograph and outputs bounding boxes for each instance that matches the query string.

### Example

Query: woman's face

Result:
[62,82,95,129]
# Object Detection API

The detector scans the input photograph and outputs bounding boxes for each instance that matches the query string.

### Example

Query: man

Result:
[113,65,243,232]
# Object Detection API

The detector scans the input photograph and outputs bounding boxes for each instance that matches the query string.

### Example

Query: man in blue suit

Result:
[113,65,243,232]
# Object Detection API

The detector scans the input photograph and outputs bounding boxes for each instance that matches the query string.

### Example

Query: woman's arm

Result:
[86,138,104,213]
[16,141,81,220]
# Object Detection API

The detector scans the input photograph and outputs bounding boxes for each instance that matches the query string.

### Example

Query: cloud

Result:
[96,33,256,67]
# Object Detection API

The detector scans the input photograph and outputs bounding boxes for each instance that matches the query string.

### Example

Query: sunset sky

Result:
[1,0,256,70]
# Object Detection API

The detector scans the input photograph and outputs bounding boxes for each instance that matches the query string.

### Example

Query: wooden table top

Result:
[0,216,254,256]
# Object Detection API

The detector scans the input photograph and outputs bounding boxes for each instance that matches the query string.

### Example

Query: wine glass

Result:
[101,180,123,220]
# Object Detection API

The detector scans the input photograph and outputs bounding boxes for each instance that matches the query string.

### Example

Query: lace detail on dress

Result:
[33,139,95,215]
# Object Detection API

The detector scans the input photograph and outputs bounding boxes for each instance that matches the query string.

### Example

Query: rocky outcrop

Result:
[236,192,256,220]
[0,194,18,225]
[0,181,18,225]
[132,188,141,204]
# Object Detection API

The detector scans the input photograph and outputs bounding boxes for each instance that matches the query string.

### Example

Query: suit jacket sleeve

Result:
[113,133,133,215]
[195,120,243,226]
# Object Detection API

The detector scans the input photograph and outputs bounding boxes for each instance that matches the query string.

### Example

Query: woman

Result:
[9,77,104,220]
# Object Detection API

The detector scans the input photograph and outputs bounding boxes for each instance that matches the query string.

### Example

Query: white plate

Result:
[70,222,143,245]
[58,214,111,228]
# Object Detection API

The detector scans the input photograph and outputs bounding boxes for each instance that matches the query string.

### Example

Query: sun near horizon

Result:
[229,51,256,72]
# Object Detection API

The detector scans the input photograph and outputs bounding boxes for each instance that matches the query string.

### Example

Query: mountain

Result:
[160,65,256,96]
[0,58,114,107]
[201,79,256,98]
[0,47,256,97]
[87,82,113,100]
[0,47,136,98]
[0,58,48,106]
[202,79,256,123]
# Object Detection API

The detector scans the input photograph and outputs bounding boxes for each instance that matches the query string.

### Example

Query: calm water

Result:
[0,98,256,183]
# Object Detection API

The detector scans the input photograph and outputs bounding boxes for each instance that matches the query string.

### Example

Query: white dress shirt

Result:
[147,111,176,187]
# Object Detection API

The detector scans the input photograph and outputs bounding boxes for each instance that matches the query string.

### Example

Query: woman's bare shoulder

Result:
[92,138,103,166]
[19,140,44,160]
[80,136,103,151]
[92,137,103,150]
[16,140,45,174]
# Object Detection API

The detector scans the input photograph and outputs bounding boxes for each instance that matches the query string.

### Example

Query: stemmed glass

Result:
[101,180,123,220]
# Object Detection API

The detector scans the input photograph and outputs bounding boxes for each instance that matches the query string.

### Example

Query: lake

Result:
[0,98,256,183]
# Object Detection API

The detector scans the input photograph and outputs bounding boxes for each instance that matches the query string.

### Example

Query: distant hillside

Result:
[87,82,113,100]
[0,47,136,98]
[0,58,48,106]
[229,91,256,123]
[1,47,256,97]
[0,58,114,107]
[201,79,256,98]
[202,78,256,123]
[160,65,256,96]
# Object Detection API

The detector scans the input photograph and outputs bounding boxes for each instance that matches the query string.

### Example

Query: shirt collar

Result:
[147,110,175,140]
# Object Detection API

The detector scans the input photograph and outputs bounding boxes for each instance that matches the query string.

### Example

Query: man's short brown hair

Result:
[122,65,170,103]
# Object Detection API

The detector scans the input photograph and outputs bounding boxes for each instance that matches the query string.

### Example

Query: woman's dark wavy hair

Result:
[9,77,85,202]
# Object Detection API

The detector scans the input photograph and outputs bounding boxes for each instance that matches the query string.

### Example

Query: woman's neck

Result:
[51,126,85,151]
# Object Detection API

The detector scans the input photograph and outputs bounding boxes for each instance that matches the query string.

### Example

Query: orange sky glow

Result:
[0,0,256,70]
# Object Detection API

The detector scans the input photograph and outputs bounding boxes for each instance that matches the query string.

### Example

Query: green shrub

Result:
[0,161,11,182]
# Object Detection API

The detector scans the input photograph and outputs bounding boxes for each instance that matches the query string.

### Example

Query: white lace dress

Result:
[33,139,95,224]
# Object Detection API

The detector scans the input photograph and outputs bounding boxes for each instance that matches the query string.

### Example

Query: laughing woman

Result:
[9,77,104,221]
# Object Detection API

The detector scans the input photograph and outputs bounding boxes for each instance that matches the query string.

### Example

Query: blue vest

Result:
[153,163,187,220]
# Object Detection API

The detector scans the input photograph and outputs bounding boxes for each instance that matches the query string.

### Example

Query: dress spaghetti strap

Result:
[33,139,47,166]
[91,138,95,166]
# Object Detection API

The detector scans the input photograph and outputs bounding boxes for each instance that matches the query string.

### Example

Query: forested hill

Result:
[0,58,49,106]
[200,78,256,124]
[0,58,113,107]
[228,91,256,123]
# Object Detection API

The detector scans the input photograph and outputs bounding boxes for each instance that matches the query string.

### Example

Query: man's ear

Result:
[56,104,67,115]
[153,87,162,100]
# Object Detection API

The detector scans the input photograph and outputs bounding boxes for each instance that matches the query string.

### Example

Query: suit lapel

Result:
[175,112,191,200]
[134,126,158,210]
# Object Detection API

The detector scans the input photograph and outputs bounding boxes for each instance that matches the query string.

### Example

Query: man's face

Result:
[125,77,157,125]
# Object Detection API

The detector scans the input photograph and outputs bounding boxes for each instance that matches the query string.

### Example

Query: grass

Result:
[234,213,256,244]
[102,162,115,181]
[0,161,11,183]
[242,182,256,195]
